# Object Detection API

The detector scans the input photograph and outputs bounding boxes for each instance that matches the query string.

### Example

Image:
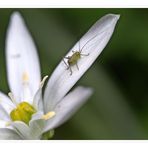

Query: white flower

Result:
[0,12,120,140]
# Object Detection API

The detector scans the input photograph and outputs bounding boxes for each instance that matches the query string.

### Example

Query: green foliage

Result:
[41,130,55,140]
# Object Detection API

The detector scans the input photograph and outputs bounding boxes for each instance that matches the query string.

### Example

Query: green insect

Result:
[63,46,89,75]
[63,34,98,75]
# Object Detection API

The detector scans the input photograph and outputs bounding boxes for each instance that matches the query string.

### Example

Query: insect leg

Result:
[64,56,70,59]
[62,58,69,69]
[76,62,79,71]
[69,66,73,75]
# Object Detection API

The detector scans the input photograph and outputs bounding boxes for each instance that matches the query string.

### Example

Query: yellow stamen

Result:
[41,111,55,120]
[10,102,36,125]
[22,72,29,83]
[39,75,48,88]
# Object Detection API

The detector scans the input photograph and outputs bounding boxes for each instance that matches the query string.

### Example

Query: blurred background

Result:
[0,9,148,139]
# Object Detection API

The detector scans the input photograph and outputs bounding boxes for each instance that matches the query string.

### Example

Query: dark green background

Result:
[0,9,148,139]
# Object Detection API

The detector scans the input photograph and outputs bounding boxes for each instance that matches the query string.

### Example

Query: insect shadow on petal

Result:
[63,34,99,75]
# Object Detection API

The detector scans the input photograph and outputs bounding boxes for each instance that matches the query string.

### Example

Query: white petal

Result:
[0,128,22,140]
[43,86,93,132]
[29,119,45,139]
[33,90,43,111]
[0,104,14,129]
[12,122,32,139]
[6,12,41,103]
[0,91,15,113]
[31,111,44,121]
[0,105,10,121]
[44,14,120,112]
[20,82,32,104]
[12,120,45,140]
[0,121,9,128]
[33,76,48,111]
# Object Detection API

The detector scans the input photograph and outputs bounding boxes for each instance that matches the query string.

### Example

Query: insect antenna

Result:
[79,28,108,53]
[79,33,99,53]
[78,40,81,52]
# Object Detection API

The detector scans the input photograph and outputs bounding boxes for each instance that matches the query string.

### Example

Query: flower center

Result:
[10,102,36,125]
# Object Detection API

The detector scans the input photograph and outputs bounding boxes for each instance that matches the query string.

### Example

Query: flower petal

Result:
[29,119,45,139]
[0,103,14,129]
[43,86,93,132]
[0,128,22,140]
[12,120,45,140]
[11,122,30,139]
[31,111,44,121]
[33,76,48,111]
[6,12,41,103]
[0,91,15,113]
[44,14,120,112]
[0,121,9,129]
[0,104,10,121]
